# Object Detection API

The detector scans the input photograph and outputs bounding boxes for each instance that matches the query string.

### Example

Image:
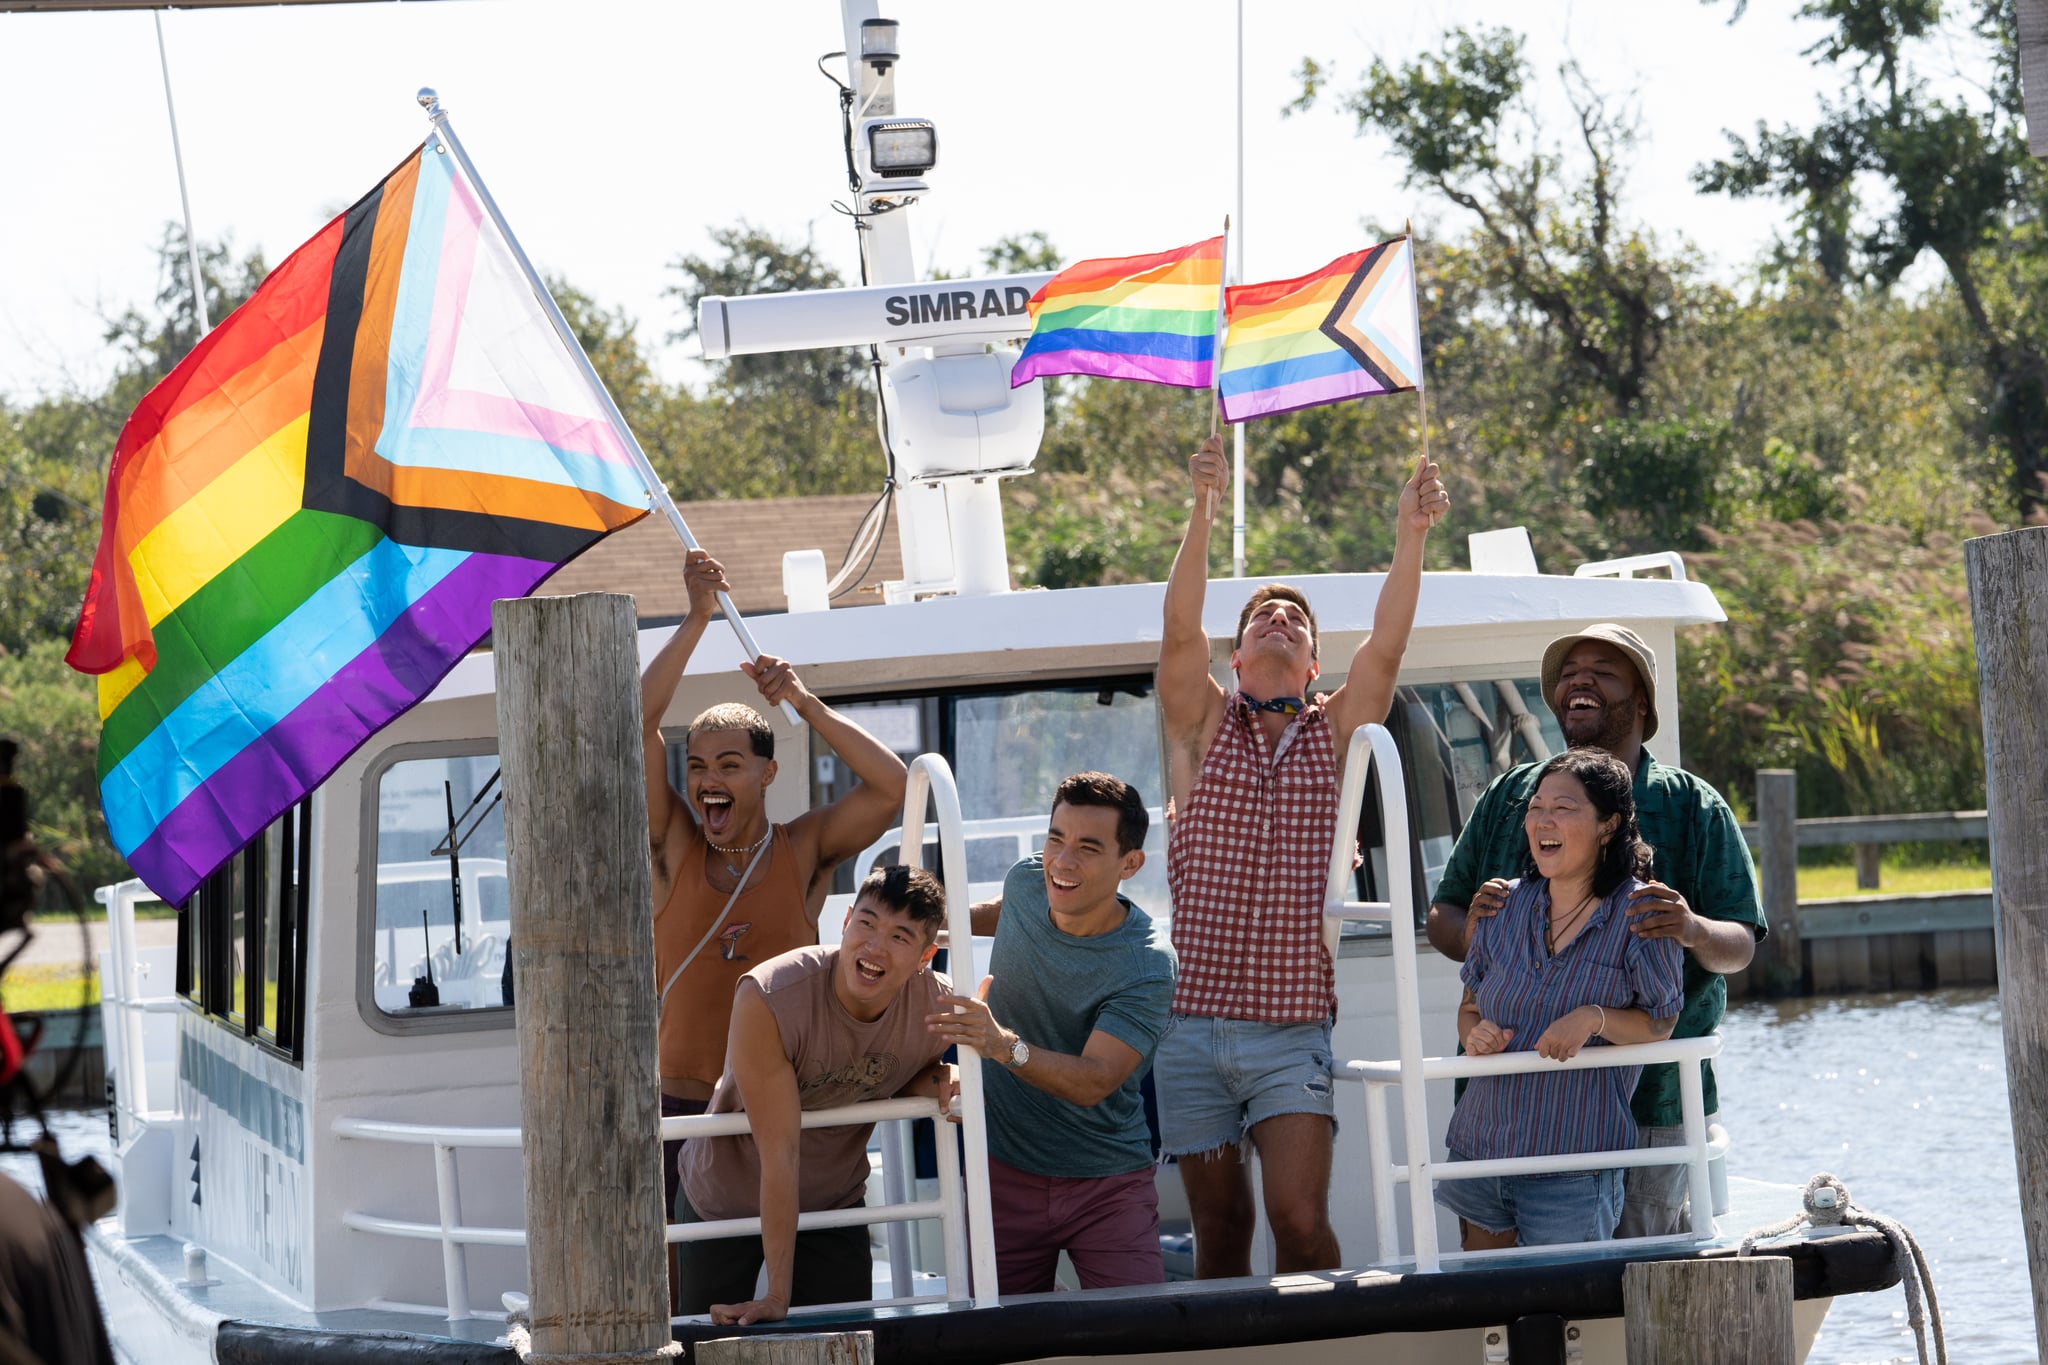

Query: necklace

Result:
[1545,890,1598,957]
[707,826,771,878]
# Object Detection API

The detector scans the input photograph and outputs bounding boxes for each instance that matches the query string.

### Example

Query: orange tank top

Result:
[655,825,812,1091]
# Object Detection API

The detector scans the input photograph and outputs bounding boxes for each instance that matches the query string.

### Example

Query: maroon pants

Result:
[986,1155,1163,1294]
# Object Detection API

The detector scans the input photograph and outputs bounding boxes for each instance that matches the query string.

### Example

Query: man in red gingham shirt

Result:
[1153,434,1447,1278]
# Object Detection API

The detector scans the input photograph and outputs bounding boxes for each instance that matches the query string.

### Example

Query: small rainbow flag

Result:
[68,142,648,905]
[1010,236,1225,389]
[1219,237,1422,423]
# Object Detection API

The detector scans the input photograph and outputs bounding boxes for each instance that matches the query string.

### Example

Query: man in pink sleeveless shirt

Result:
[643,549,910,1220]
[1154,434,1448,1277]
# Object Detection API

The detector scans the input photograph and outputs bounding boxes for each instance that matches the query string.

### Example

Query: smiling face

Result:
[1042,800,1145,925]
[834,893,939,1021]
[1524,770,1619,886]
[1230,590,1319,694]
[685,728,775,845]
[1552,641,1648,751]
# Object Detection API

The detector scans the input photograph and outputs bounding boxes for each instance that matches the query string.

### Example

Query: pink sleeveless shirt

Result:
[1166,693,1340,1023]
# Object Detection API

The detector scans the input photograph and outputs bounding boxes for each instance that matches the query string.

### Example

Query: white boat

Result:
[72,4,1907,1360]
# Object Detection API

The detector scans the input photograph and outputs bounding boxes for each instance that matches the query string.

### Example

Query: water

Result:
[4,990,2034,1362]
[1721,988,2033,1364]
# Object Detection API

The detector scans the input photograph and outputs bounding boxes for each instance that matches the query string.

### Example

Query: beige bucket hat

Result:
[1540,623,1659,741]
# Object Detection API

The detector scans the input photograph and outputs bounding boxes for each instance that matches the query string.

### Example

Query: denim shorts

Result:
[1434,1150,1625,1247]
[1152,1013,1336,1157]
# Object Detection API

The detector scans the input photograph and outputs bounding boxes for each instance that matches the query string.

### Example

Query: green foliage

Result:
[0,639,126,890]
[982,232,1062,274]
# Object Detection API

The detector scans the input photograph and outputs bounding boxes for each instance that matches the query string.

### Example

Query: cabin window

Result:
[1346,679,1567,924]
[368,752,511,1020]
[176,799,310,1062]
[822,677,1170,917]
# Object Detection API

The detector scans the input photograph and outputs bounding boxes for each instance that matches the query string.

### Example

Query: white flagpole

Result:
[153,12,209,334]
[416,89,799,725]
[1232,0,1247,578]
[1205,215,1230,524]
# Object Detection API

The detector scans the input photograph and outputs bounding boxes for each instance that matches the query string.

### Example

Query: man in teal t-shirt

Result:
[928,772,1176,1293]
[1425,624,1765,1238]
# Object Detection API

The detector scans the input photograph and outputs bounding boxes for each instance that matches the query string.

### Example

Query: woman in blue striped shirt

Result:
[1437,748,1686,1249]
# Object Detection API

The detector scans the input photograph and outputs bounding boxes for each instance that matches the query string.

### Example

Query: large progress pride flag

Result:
[68,142,648,905]
[1010,236,1224,389]
[1219,236,1422,423]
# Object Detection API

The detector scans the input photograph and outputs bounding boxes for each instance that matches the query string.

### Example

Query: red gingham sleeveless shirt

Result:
[1166,692,1338,1022]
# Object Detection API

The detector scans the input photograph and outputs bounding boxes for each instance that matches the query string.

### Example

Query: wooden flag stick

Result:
[1206,214,1231,522]
[1407,220,1433,473]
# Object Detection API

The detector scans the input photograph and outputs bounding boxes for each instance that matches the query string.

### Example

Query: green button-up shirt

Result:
[1433,749,1765,1129]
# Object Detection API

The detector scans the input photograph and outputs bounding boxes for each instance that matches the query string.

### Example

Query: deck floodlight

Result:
[860,18,900,71]
[865,118,938,179]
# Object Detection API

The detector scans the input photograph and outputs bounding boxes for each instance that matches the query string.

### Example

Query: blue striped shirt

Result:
[1444,876,1686,1162]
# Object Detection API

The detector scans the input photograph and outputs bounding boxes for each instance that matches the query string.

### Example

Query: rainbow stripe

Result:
[1219,237,1422,423]
[68,143,648,905]
[1010,236,1224,389]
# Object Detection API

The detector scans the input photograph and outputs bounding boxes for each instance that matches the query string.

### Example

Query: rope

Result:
[1740,1172,1947,1365]
[503,1322,681,1363]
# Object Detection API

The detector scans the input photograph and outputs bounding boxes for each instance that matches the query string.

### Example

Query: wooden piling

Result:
[1622,1256,1793,1364]
[1966,524,2048,1360]
[1854,842,1882,891]
[494,593,671,1361]
[1753,770,1804,996]
[696,1333,874,1365]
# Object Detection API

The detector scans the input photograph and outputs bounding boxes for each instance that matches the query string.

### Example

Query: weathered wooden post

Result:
[1853,841,1882,891]
[495,592,673,1361]
[696,1332,874,1365]
[1966,524,2048,1358]
[1754,769,1804,996]
[1622,1257,1793,1363]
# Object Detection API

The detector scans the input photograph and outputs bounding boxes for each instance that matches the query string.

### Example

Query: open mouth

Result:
[700,792,734,836]
[853,954,887,984]
[1536,838,1564,854]
[1048,873,1081,893]
[1565,692,1603,713]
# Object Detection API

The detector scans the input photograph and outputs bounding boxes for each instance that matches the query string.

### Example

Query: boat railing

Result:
[334,1098,965,1322]
[1573,550,1688,580]
[94,878,182,1136]
[1324,724,1724,1273]
[335,752,1002,1322]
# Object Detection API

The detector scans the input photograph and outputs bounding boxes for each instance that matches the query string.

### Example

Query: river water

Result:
[3,987,2033,1363]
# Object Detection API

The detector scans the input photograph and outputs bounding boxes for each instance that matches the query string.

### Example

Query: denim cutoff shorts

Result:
[1152,1013,1336,1157]
[1434,1150,1625,1247]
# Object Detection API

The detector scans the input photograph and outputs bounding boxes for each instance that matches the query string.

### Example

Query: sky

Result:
[0,0,1854,401]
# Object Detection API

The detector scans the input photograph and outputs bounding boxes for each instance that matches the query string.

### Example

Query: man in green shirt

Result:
[1426,624,1764,1237]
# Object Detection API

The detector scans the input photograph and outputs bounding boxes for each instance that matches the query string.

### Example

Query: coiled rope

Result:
[1740,1172,1947,1365]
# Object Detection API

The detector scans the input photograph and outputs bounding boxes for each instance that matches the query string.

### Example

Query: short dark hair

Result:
[1051,771,1148,854]
[1234,584,1319,661]
[1525,747,1655,896]
[857,864,947,942]
[687,703,773,760]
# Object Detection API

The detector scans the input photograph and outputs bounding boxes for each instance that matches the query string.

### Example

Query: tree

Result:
[664,221,864,409]
[1294,28,1694,415]
[1697,0,2048,514]
[102,224,268,394]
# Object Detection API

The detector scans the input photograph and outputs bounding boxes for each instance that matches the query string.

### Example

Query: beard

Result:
[1559,697,1638,752]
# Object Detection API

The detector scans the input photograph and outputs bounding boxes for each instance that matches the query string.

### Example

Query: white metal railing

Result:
[335,752,1003,1321]
[1573,550,1688,581]
[95,878,181,1135]
[1323,724,1722,1273]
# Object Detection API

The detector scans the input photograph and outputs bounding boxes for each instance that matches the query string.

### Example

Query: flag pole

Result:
[1232,0,1247,578]
[153,11,209,334]
[416,89,799,726]
[1206,214,1230,523]
[1406,219,1431,472]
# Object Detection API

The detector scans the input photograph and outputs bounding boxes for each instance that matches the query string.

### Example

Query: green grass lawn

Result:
[3,963,101,1011]
[1795,860,1993,899]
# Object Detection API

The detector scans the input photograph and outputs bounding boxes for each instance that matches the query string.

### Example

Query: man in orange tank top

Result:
[1153,434,1447,1278]
[643,549,910,1219]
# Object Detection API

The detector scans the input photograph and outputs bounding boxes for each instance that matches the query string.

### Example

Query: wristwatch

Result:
[1002,1033,1030,1069]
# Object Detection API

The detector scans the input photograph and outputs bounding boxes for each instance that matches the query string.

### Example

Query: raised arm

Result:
[1326,455,1448,746]
[748,656,909,887]
[710,984,800,1327]
[1158,435,1229,802]
[643,551,728,892]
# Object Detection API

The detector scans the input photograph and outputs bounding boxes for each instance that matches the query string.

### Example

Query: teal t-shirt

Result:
[981,855,1176,1179]
[1432,750,1766,1129]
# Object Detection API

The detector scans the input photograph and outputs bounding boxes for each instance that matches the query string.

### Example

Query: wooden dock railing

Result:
[1726,770,1992,998]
